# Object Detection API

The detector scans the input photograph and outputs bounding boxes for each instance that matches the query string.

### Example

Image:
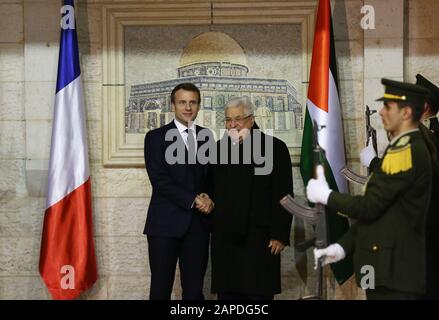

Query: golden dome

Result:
[179,32,247,68]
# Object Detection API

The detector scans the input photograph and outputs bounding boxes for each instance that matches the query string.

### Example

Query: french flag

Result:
[39,0,97,300]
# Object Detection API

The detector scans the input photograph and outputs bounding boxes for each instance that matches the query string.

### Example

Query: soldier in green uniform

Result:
[417,74,439,141]
[360,75,439,171]
[306,79,433,300]
[416,74,439,299]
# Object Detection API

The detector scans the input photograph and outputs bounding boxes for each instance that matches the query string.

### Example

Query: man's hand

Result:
[360,137,377,167]
[268,239,285,255]
[306,165,332,205]
[313,243,346,269]
[195,193,215,214]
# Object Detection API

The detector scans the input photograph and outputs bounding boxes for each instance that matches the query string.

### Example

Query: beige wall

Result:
[1,0,438,299]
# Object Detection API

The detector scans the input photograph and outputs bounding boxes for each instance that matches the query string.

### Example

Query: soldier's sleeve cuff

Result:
[328,191,353,219]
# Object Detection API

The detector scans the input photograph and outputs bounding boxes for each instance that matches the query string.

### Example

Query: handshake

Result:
[195,193,215,214]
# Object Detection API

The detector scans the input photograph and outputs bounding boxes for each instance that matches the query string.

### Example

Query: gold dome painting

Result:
[126,31,302,140]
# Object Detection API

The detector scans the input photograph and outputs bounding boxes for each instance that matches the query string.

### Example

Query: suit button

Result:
[372,245,378,251]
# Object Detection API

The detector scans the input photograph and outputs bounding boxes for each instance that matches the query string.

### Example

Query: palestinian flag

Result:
[299,0,353,284]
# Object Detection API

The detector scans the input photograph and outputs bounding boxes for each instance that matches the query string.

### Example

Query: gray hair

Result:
[224,96,254,116]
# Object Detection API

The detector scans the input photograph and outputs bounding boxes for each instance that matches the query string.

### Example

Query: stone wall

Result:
[1,0,438,299]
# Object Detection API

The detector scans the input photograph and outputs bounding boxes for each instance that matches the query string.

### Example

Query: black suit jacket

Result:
[143,121,211,237]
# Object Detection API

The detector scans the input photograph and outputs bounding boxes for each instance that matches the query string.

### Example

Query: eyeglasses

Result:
[224,114,253,124]
[175,100,199,108]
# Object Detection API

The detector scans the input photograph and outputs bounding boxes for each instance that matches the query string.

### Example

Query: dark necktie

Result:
[185,128,196,164]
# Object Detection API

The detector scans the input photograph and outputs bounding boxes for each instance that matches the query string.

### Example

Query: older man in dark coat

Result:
[207,97,293,300]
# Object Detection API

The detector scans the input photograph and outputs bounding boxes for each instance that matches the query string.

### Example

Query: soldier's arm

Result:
[327,168,415,222]
[326,140,428,222]
[328,139,431,222]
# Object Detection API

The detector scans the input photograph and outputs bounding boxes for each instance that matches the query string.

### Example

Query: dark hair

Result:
[171,83,201,104]
[426,97,439,114]
[397,101,424,122]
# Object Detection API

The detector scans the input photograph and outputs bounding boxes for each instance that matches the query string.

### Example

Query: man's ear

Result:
[402,105,413,121]
[171,103,175,112]
[424,102,429,113]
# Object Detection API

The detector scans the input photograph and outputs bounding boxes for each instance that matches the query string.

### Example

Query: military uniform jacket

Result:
[328,130,432,294]
[424,116,439,150]
[426,116,439,133]
[424,116,439,298]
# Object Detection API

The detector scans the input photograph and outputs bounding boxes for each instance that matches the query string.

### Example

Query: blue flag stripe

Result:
[56,0,80,93]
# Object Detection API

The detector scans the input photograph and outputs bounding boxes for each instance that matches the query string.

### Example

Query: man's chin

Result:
[183,118,195,125]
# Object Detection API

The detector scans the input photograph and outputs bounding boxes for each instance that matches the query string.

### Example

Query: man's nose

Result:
[230,120,239,128]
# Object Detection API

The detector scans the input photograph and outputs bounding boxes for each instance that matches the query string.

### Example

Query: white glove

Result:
[360,138,377,168]
[306,165,332,205]
[313,243,346,269]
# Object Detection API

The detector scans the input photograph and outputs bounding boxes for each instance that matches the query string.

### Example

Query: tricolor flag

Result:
[39,0,97,299]
[300,0,353,284]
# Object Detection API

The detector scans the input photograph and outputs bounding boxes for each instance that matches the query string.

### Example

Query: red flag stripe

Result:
[307,0,330,112]
[39,178,97,300]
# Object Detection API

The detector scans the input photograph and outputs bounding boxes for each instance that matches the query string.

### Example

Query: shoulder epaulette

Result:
[381,142,412,175]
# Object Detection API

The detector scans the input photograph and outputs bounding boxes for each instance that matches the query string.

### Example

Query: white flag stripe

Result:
[307,70,348,193]
[46,75,89,209]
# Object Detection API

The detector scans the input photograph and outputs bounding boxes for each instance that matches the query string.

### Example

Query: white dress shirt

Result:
[174,119,198,208]
[174,119,197,153]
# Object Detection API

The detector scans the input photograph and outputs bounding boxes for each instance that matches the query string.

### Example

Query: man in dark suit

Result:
[143,83,214,300]
[308,79,434,299]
